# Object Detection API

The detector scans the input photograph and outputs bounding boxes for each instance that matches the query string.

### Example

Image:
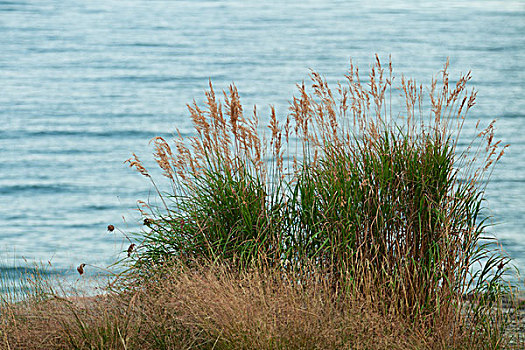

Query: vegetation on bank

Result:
[1,57,523,349]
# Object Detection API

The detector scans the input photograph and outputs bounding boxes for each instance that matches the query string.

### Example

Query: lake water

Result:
[1,0,524,284]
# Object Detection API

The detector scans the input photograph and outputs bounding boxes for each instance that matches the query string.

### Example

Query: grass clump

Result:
[123,56,518,346]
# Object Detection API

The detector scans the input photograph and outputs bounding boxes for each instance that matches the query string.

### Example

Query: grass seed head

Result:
[77,263,86,275]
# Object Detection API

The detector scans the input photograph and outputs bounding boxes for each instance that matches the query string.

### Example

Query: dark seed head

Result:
[143,218,151,226]
[127,243,136,257]
[107,225,115,232]
[497,261,505,270]
[77,263,86,275]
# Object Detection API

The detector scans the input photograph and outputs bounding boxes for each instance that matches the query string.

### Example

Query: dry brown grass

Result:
[3,261,521,350]
[130,262,429,350]
[1,294,124,350]
[0,266,428,349]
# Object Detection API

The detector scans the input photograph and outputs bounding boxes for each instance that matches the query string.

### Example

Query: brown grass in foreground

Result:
[2,261,521,350]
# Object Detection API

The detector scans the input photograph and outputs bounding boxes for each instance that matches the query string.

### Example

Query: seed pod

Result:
[107,225,115,232]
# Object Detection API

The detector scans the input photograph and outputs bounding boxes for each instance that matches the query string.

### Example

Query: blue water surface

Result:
[1,0,524,283]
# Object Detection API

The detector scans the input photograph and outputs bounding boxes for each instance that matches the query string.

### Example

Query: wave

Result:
[0,129,173,139]
[0,183,78,195]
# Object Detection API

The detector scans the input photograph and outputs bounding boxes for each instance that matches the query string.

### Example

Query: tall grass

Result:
[124,56,518,343]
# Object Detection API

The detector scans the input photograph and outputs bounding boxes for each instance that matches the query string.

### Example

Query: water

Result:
[1,0,524,282]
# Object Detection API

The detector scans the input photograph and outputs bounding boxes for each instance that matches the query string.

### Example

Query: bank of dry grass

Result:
[3,261,522,350]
